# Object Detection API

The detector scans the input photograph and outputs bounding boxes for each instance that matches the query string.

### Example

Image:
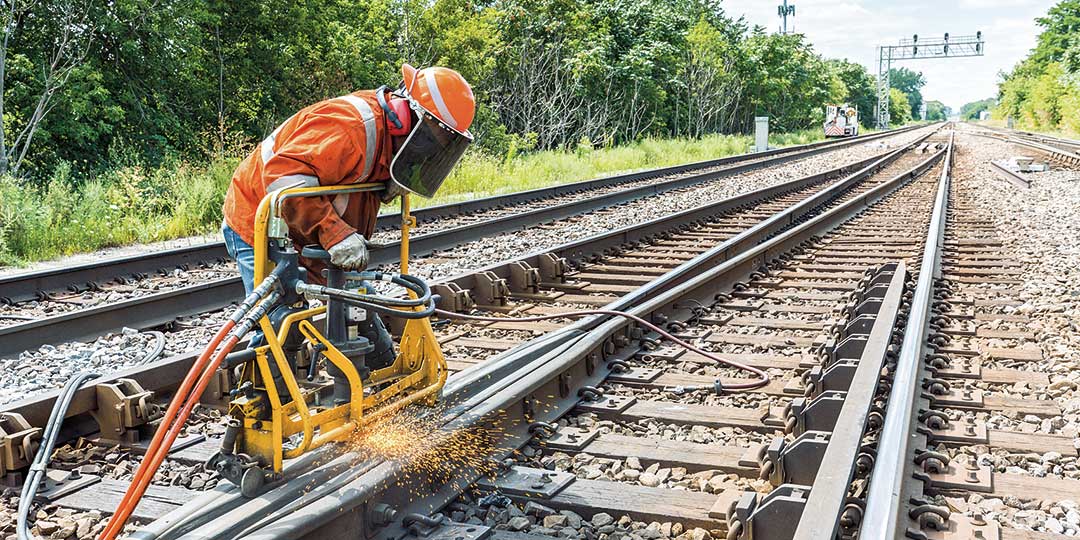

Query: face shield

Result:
[389,101,473,198]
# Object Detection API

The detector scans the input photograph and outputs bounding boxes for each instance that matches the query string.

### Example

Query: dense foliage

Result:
[925,100,949,121]
[1,0,883,182]
[959,98,996,120]
[995,0,1080,133]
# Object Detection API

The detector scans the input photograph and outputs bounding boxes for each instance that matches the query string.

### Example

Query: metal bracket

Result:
[508,261,540,295]
[0,412,40,479]
[929,387,984,409]
[475,466,574,499]
[33,469,101,502]
[537,253,568,285]
[929,420,989,445]
[767,431,831,486]
[433,282,475,313]
[729,485,810,540]
[542,427,600,451]
[90,378,161,444]
[807,359,858,396]
[606,367,661,384]
[420,522,493,540]
[472,271,510,307]
[574,395,636,416]
[915,514,1000,540]
[788,392,847,435]
[927,461,993,493]
[830,334,869,365]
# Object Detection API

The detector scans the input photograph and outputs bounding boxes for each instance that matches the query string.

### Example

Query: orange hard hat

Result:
[401,63,476,134]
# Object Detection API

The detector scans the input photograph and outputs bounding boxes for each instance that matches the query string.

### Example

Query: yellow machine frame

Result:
[233,184,447,472]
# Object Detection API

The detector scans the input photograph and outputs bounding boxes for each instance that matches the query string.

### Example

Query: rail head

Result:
[860,131,954,539]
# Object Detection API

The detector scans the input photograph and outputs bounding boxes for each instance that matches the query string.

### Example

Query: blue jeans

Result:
[222,224,256,294]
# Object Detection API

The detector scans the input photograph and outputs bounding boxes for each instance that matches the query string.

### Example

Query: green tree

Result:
[925,100,949,121]
[961,98,995,120]
[888,67,926,115]
[826,58,876,127]
[888,87,912,125]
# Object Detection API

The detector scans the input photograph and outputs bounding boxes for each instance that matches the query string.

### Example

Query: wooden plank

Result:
[602,258,682,268]
[543,479,742,529]
[556,294,619,306]
[976,328,1037,340]
[1003,527,1076,540]
[571,272,654,286]
[667,351,807,370]
[638,372,789,398]
[579,434,759,475]
[53,478,195,521]
[449,337,520,351]
[776,271,864,280]
[992,472,1080,501]
[616,400,769,432]
[984,395,1061,417]
[585,265,670,275]
[485,320,566,332]
[726,316,828,331]
[581,283,640,294]
[982,368,1049,386]
[988,430,1078,456]
[986,347,1043,362]
[767,280,858,291]
[704,333,815,348]
[763,291,847,302]
[758,303,837,315]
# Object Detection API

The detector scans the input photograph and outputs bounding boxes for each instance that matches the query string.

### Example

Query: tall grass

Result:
[0,128,825,266]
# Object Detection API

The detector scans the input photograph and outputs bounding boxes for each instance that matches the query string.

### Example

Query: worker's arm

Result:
[262,112,369,249]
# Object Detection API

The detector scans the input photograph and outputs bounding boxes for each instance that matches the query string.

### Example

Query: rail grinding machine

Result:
[206,183,448,495]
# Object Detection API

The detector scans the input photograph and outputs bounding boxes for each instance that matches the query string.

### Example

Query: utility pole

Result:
[876,32,985,129]
[777,1,795,34]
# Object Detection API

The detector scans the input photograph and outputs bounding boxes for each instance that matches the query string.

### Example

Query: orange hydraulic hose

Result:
[97,324,236,540]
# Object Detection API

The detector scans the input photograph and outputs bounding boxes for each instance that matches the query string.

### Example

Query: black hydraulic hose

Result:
[18,371,100,540]
[296,272,436,320]
[139,331,167,365]
[433,308,770,391]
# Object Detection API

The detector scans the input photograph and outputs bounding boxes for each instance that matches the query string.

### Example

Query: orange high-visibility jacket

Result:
[223,90,392,255]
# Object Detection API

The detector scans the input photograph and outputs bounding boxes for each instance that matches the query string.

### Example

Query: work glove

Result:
[327,233,369,270]
[380,181,408,204]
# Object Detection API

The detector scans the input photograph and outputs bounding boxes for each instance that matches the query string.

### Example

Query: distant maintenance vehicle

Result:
[825,104,859,137]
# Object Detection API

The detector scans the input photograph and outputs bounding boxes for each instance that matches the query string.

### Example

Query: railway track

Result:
[971,125,1080,169]
[0,126,927,360]
[0,127,959,540]
[11,125,1072,540]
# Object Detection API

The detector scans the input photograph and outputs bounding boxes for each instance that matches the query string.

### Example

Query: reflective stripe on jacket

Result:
[222,90,392,253]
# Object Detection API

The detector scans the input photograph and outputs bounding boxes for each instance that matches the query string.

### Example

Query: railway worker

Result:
[220,63,475,365]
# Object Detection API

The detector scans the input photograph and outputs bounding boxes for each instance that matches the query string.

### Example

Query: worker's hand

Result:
[327,233,369,270]
[380,181,408,204]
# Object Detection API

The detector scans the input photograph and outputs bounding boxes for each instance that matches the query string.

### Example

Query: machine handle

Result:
[300,245,332,260]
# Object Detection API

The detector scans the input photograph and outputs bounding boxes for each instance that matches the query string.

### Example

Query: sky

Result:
[718,0,1059,112]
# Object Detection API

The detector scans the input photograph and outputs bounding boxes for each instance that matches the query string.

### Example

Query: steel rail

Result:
[791,262,908,540]
[0,128,933,359]
[135,133,948,540]
[0,126,919,306]
[0,133,935,438]
[989,160,1032,189]
[861,131,954,540]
